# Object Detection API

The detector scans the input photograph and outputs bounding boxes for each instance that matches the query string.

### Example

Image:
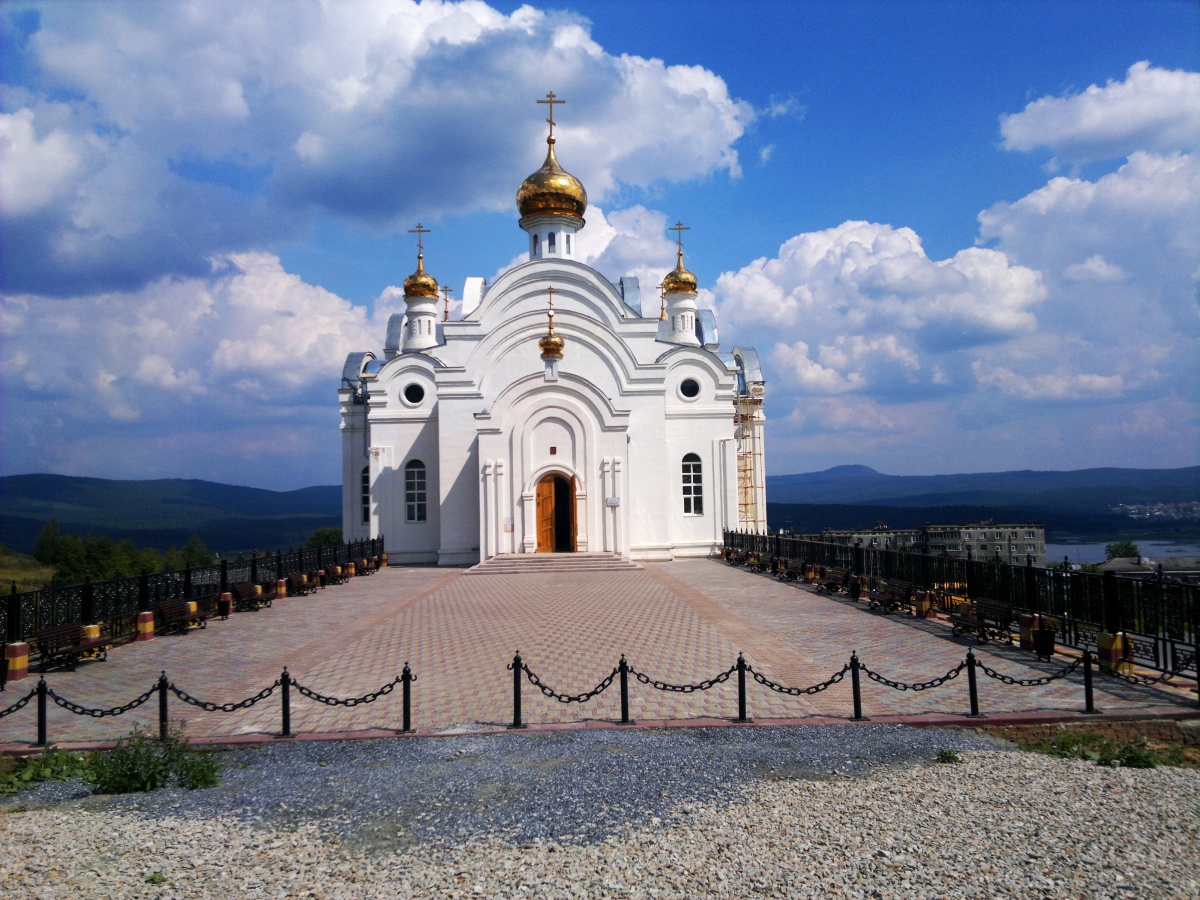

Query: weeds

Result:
[935,749,961,764]
[86,723,221,794]
[1019,729,1164,769]
[0,747,88,795]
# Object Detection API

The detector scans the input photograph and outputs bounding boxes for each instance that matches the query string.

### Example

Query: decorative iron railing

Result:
[2,538,384,645]
[724,530,1198,681]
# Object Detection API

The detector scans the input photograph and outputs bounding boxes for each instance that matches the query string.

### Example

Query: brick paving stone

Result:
[1,560,1194,748]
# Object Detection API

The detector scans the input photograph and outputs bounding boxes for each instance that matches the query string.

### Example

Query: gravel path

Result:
[3,724,1198,898]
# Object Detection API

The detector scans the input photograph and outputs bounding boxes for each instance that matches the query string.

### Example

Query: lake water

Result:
[1046,539,1200,565]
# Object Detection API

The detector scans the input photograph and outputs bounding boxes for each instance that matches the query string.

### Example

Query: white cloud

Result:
[0,107,85,216]
[1063,254,1128,282]
[1000,61,1200,161]
[971,362,1126,399]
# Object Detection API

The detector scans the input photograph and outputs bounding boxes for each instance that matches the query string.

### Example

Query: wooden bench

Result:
[816,566,852,595]
[35,623,110,672]
[231,581,272,612]
[776,557,808,582]
[725,547,747,567]
[356,557,378,575]
[948,598,1014,644]
[287,573,317,596]
[156,596,213,636]
[867,579,919,615]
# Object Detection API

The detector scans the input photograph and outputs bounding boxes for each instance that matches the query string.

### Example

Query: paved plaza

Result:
[1,559,1196,749]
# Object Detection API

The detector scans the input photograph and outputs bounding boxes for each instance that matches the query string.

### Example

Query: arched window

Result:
[405,459,427,522]
[548,232,556,253]
[682,453,703,515]
[532,234,540,256]
[360,466,370,525]
[565,234,571,254]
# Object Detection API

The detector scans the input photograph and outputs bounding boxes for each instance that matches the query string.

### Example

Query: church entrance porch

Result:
[535,473,576,553]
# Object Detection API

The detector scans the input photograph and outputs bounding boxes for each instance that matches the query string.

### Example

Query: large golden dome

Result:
[403,253,439,299]
[517,138,587,222]
[662,249,697,295]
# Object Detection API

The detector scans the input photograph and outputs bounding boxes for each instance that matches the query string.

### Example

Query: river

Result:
[1045,538,1200,565]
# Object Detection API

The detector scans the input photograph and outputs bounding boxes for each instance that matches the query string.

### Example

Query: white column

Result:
[495,461,509,555]
[600,458,612,553]
[613,457,624,557]
[479,461,493,560]
[521,491,536,553]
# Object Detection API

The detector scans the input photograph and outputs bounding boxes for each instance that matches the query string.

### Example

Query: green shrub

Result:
[86,723,221,794]
[0,747,88,795]
[936,749,961,764]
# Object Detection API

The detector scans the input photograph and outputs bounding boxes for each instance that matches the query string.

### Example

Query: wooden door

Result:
[536,477,555,552]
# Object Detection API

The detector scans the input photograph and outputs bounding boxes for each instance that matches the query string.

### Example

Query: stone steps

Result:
[464,552,642,575]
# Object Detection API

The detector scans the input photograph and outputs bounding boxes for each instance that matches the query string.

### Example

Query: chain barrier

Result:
[861,661,966,692]
[522,663,617,704]
[747,663,849,696]
[291,674,406,707]
[628,664,737,693]
[0,688,37,720]
[1097,662,1192,686]
[977,657,1082,687]
[169,679,280,713]
[48,684,158,718]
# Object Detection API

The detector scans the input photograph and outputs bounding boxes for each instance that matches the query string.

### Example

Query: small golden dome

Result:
[403,253,439,299]
[517,138,587,222]
[539,312,564,360]
[662,249,697,295]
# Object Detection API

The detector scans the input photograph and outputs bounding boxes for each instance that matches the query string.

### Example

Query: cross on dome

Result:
[408,223,430,254]
[669,220,690,253]
[537,91,564,141]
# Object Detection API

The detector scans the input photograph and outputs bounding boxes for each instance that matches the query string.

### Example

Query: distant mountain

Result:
[766,465,1200,540]
[0,474,341,555]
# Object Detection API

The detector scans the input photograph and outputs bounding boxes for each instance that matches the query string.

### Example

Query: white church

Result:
[340,95,766,565]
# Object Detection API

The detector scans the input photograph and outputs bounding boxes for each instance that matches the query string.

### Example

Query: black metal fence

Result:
[725,530,1198,682]
[3,538,385,646]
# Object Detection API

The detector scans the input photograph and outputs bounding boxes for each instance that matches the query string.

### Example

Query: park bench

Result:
[326,565,350,584]
[776,557,808,582]
[356,557,378,575]
[155,596,213,636]
[867,579,919,615]
[725,547,747,566]
[816,566,852,595]
[287,572,317,596]
[948,597,1014,644]
[231,581,272,612]
[35,623,110,672]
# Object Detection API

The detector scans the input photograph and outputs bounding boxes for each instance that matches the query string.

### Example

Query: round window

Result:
[680,378,700,399]
[403,383,425,405]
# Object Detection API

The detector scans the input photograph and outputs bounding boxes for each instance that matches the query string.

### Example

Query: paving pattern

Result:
[1,559,1195,748]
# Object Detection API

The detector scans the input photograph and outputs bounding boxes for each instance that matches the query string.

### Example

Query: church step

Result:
[464,553,642,575]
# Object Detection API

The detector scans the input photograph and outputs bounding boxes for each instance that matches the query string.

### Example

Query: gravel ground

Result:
[3,724,1198,898]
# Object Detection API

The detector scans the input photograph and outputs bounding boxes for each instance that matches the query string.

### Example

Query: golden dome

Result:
[539,311,564,360]
[662,249,697,295]
[517,138,587,222]
[403,253,439,299]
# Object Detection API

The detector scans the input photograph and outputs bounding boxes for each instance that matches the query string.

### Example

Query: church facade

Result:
[339,97,766,565]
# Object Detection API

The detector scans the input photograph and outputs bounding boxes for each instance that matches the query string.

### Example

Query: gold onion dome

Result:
[517,138,587,221]
[662,249,697,295]
[539,327,565,360]
[403,253,439,299]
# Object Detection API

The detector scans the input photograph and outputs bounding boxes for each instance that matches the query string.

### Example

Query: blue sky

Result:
[2,0,1198,489]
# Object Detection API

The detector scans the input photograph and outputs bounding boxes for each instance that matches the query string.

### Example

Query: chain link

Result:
[48,684,158,718]
[628,664,737,693]
[291,675,404,707]
[747,663,849,696]
[861,661,966,692]
[0,688,38,720]
[977,657,1081,686]
[522,664,617,704]
[169,680,280,713]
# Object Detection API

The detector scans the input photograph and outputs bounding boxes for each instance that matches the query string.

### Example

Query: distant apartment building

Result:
[798,522,1047,568]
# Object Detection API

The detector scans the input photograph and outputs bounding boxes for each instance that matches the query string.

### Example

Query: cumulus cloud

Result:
[2,254,374,483]
[1000,61,1200,161]
[5,1,753,295]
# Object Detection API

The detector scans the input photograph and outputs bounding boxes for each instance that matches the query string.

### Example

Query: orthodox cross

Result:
[443,286,454,322]
[669,220,690,253]
[538,92,564,139]
[408,223,430,253]
[658,281,666,320]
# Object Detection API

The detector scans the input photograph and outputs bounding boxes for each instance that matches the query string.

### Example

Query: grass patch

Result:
[935,749,961,764]
[1015,729,1171,769]
[0,545,55,592]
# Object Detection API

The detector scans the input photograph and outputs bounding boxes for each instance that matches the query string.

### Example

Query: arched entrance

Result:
[535,473,576,552]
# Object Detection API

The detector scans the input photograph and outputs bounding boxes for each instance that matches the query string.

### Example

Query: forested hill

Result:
[0,474,341,555]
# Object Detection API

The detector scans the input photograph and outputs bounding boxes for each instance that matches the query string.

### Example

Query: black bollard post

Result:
[966,650,983,718]
[401,662,414,733]
[618,655,634,725]
[36,677,48,747]
[1082,650,1099,714]
[508,651,526,729]
[158,671,170,741]
[736,653,751,723]
[850,652,868,721]
[280,668,292,737]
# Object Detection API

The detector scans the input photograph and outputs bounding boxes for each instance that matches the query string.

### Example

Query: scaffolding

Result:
[735,392,766,533]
